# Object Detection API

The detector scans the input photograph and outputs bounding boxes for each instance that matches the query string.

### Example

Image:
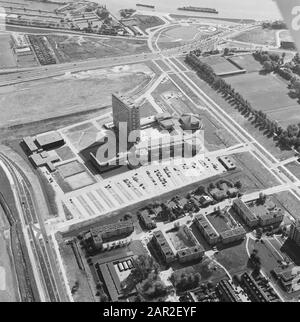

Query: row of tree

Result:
[170,272,201,293]
[185,53,300,151]
[253,51,300,149]
[185,54,284,138]
[262,21,287,30]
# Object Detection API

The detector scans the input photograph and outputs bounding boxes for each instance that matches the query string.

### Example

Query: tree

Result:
[100,293,109,302]
[224,48,230,56]
[263,60,274,73]
[234,181,242,189]
[287,124,300,137]
[123,212,132,220]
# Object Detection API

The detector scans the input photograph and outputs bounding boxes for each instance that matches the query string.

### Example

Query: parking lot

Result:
[63,155,226,223]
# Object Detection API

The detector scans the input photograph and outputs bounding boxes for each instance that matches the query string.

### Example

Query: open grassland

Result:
[133,14,165,33]
[47,35,150,63]
[228,54,262,73]
[0,63,153,128]
[215,240,249,275]
[184,69,296,161]
[201,56,240,75]
[157,24,217,50]
[226,72,300,127]
[0,208,19,302]
[0,34,16,68]
[58,241,95,302]
[232,27,277,46]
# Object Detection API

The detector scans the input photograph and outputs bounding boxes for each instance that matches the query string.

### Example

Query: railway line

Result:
[0,153,69,302]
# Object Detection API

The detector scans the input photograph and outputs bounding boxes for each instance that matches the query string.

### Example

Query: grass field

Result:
[0,34,16,68]
[184,70,296,161]
[285,162,300,180]
[215,239,249,275]
[157,24,217,50]
[0,63,153,128]
[226,72,300,127]
[139,99,158,117]
[228,54,262,73]
[55,145,75,162]
[47,35,150,63]
[274,191,300,221]
[232,27,277,46]
[133,14,165,33]
[173,257,227,283]
[201,56,240,75]
[65,172,96,191]
[57,161,86,179]
[58,241,95,302]
[207,213,230,233]
[167,226,196,251]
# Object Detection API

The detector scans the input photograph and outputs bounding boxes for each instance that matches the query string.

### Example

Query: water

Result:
[100,0,282,21]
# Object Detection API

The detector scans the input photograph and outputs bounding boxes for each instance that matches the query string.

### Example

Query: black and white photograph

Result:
[0,0,300,310]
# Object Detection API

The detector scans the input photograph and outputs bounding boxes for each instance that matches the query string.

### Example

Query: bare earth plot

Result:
[226,72,300,127]
[0,63,153,128]
[0,34,16,68]
[47,35,150,63]
[232,27,277,46]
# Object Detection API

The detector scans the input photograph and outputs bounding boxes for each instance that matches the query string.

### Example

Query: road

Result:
[0,21,256,87]
[151,54,300,203]
[0,18,284,302]
[0,153,71,302]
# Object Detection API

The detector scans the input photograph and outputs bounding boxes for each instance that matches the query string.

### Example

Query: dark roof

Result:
[233,199,258,222]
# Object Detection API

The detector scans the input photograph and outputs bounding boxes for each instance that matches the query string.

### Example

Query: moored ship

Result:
[178,6,218,14]
[136,3,155,9]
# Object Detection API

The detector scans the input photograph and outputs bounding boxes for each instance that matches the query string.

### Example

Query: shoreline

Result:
[169,13,257,24]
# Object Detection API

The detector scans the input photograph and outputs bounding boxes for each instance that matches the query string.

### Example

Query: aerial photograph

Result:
[1,0,300,307]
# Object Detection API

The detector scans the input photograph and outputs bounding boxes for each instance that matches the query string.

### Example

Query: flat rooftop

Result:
[36,131,64,147]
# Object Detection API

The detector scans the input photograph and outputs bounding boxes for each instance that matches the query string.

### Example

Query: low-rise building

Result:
[87,221,134,251]
[240,272,269,302]
[233,199,259,228]
[23,136,39,154]
[194,213,219,245]
[198,195,213,207]
[218,156,236,171]
[258,212,284,227]
[216,279,241,302]
[220,226,246,244]
[252,199,284,227]
[177,245,205,263]
[289,221,300,247]
[152,230,176,264]
[29,151,59,172]
[272,267,300,293]
[35,131,65,150]
[138,210,157,230]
